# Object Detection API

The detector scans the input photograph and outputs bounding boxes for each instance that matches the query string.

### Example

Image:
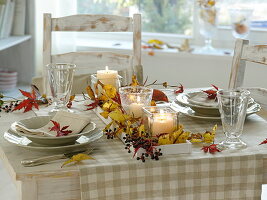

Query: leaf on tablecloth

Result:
[13,89,39,113]
[49,120,73,137]
[201,144,221,154]
[61,153,94,168]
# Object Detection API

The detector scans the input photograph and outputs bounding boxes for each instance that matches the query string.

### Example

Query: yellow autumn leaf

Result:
[103,121,113,132]
[172,124,184,143]
[130,75,139,86]
[98,94,109,101]
[100,111,109,118]
[176,131,190,143]
[190,138,203,143]
[203,124,217,143]
[102,101,118,111]
[69,95,75,101]
[86,86,95,100]
[150,100,156,106]
[109,109,130,123]
[148,39,164,45]
[138,124,145,137]
[158,135,172,145]
[61,153,94,168]
[103,84,117,98]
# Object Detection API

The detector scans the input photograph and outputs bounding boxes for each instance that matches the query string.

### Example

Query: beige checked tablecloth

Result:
[79,110,266,200]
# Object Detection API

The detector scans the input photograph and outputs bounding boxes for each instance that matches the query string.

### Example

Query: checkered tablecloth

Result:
[79,110,265,200]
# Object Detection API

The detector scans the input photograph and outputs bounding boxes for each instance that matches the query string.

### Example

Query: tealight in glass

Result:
[142,106,179,137]
[119,86,153,118]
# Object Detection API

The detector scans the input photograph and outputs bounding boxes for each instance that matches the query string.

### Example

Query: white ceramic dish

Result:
[4,128,103,153]
[10,116,96,146]
[176,92,259,116]
[171,101,261,120]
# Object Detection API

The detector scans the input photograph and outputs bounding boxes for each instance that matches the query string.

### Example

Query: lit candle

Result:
[96,66,118,87]
[151,110,175,136]
[128,96,144,118]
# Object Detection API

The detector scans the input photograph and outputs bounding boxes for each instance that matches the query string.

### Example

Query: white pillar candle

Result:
[128,96,144,118]
[151,110,175,136]
[96,66,118,87]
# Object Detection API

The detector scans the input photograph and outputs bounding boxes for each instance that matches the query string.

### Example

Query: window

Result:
[77,0,194,36]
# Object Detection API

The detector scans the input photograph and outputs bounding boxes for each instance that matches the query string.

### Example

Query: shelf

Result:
[0,35,31,51]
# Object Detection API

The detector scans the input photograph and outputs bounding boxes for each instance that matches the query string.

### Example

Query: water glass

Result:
[217,89,250,150]
[46,63,76,113]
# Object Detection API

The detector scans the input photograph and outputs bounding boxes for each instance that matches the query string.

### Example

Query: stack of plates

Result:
[0,69,17,91]
[173,91,261,120]
[4,116,103,153]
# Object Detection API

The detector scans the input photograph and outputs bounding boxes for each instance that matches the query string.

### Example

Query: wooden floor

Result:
[0,159,267,199]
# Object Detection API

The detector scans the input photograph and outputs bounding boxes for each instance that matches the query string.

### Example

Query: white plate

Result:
[171,101,261,121]
[10,116,96,146]
[4,128,103,153]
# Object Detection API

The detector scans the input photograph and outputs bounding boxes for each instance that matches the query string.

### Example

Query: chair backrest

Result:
[43,14,142,94]
[228,39,267,89]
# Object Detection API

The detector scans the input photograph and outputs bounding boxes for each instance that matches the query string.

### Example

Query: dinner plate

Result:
[4,128,103,153]
[10,116,96,146]
[171,101,261,121]
[176,92,260,116]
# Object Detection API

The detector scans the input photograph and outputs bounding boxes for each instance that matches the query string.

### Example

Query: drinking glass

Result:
[46,63,76,113]
[195,5,218,54]
[229,8,253,39]
[217,89,250,150]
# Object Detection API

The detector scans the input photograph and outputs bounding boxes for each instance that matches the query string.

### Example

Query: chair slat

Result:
[241,45,267,65]
[51,14,133,32]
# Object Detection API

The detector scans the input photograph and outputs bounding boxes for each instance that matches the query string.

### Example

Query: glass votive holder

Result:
[119,86,153,118]
[91,74,122,97]
[142,106,179,137]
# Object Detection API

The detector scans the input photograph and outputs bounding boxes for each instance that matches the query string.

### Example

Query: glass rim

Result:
[91,74,123,80]
[217,89,250,97]
[119,86,153,94]
[142,105,178,115]
[46,63,76,69]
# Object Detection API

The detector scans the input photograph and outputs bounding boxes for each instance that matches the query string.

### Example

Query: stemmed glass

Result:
[195,5,218,54]
[229,8,253,39]
[217,89,250,150]
[46,63,76,113]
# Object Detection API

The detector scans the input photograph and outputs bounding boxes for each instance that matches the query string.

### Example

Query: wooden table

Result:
[1,104,267,200]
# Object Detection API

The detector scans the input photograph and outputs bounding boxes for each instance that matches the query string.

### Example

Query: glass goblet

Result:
[46,63,76,113]
[217,89,250,150]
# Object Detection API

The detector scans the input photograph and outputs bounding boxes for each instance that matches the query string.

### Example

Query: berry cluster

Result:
[0,101,19,113]
[124,132,162,162]
[104,128,117,139]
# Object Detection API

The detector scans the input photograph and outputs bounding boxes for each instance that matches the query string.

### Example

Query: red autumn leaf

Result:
[201,144,221,154]
[13,89,39,113]
[174,84,184,94]
[49,120,73,137]
[203,84,219,100]
[259,138,267,145]
[85,99,100,110]
[152,89,169,102]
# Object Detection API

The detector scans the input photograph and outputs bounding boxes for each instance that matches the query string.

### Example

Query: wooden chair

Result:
[228,39,267,109]
[39,13,142,94]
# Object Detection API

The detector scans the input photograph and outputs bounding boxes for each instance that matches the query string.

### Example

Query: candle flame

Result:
[137,96,141,102]
[105,66,109,71]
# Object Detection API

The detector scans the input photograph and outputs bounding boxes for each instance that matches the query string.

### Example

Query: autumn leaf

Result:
[67,95,75,108]
[203,124,217,143]
[85,99,99,110]
[130,75,139,86]
[61,153,94,168]
[174,84,184,94]
[13,89,39,113]
[100,111,109,118]
[259,138,267,145]
[152,89,168,102]
[150,100,156,106]
[201,144,221,154]
[203,84,219,100]
[102,84,117,98]
[86,85,95,100]
[49,120,73,137]
[109,109,130,124]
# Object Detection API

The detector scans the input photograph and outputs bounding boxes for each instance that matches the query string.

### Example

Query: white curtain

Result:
[35,0,77,75]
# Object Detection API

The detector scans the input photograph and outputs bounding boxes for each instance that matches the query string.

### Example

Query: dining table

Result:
[1,89,267,200]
